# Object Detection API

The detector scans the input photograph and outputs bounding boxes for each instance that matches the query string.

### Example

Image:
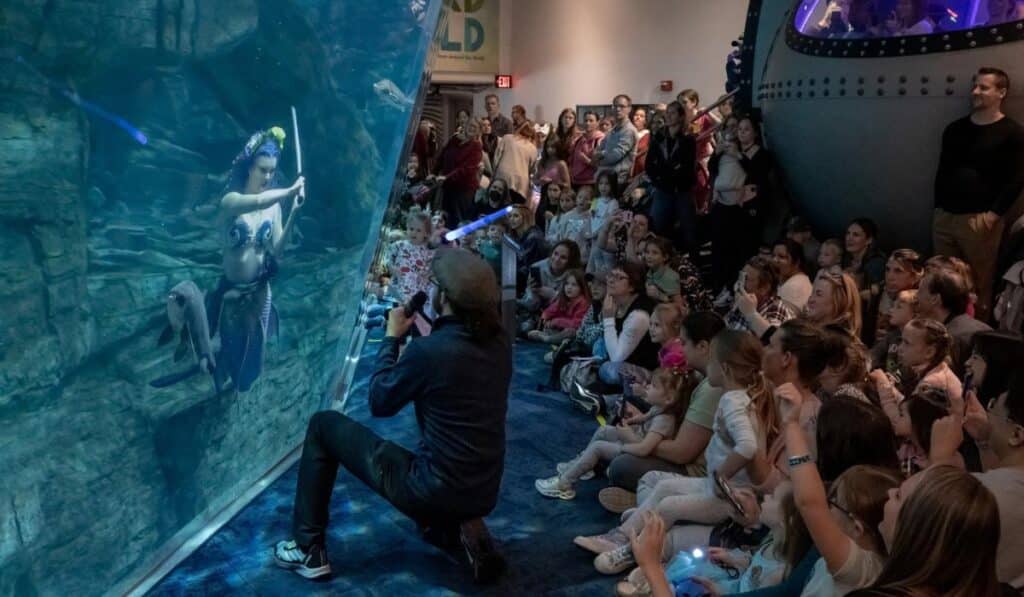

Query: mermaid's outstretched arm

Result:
[272,202,299,256]
[221,177,304,217]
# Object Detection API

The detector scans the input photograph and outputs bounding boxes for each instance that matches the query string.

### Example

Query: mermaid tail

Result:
[217,283,276,392]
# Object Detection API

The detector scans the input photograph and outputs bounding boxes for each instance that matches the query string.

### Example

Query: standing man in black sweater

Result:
[933,66,1024,322]
[274,248,512,583]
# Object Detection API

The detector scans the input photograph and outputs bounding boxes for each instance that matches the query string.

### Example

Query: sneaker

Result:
[569,381,604,415]
[595,543,636,575]
[556,460,595,481]
[615,566,652,597]
[273,540,332,580]
[535,476,576,500]
[459,518,506,584]
[598,487,638,514]
[573,529,629,554]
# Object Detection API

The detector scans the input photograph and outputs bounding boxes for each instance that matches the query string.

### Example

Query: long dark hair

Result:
[595,170,619,199]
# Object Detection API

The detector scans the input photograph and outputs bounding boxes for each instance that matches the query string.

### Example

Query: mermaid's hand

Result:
[290,176,306,207]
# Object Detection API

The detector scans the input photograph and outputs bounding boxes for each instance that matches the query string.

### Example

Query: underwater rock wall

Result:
[0,1,437,594]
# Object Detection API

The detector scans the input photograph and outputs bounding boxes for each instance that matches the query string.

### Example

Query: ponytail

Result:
[749,370,780,448]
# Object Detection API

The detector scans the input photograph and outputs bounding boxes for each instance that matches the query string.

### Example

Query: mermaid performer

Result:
[152,128,305,392]
[209,127,305,392]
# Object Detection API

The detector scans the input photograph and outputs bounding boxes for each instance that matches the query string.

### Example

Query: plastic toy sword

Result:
[291,105,305,207]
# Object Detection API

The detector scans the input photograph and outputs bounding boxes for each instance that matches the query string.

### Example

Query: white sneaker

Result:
[712,287,733,309]
[573,529,629,554]
[595,543,636,575]
[273,540,332,580]
[556,460,595,481]
[535,475,576,500]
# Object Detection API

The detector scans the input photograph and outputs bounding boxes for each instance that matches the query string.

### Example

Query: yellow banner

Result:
[435,0,499,75]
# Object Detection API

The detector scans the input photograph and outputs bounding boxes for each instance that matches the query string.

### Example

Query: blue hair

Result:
[228,131,285,192]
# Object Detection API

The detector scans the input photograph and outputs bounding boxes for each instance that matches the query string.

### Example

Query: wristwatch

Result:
[788,454,814,468]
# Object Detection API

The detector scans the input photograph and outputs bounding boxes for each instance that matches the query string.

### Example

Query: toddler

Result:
[528,269,591,344]
[817,238,844,275]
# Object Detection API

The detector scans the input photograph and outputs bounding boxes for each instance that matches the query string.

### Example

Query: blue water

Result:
[0,1,441,595]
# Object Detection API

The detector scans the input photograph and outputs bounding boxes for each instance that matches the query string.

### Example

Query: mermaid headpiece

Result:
[241,126,286,159]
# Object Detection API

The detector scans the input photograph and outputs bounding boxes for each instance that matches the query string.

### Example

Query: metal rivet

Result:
[899,75,907,83]
[947,75,955,83]
[946,88,954,95]
[858,77,865,84]
[860,50,866,56]
[798,79,803,86]
[942,34,949,41]
[843,50,849,56]
[921,88,929,95]
[809,78,816,85]
[878,76,885,83]
[969,40,977,47]
[899,88,907,95]
[901,38,907,44]
[857,89,864,96]
[899,48,906,54]
[997,36,1004,42]
[991,28,998,34]
[922,76,929,83]
[797,91,803,98]
[809,91,815,97]
[944,44,952,50]
[823,89,830,97]
[823,77,830,84]
[966,31,973,38]
[840,89,846,96]
[921,47,928,53]
[828,50,833,56]
[877,89,884,96]
[839,77,846,84]
[879,50,886,56]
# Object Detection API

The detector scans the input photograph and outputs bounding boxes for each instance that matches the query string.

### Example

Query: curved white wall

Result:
[474,0,750,121]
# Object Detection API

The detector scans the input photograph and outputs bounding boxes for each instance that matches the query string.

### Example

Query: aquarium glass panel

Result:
[0,1,441,594]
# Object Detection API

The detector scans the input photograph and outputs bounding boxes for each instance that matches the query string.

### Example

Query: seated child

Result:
[534,366,695,500]
[644,236,682,305]
[528,269,591,344]
[817,238,844,276]
[869,288,916,374]
[477,220,505,278]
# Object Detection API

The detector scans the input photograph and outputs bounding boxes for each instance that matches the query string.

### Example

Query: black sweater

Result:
[934,115,1024,215]
[368,316,512,518]
[645,128,697,195]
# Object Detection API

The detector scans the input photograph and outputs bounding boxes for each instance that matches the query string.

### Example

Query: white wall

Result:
[473,0,750,122]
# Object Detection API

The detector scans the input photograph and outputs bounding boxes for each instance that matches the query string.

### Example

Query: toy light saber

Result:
[291,106,305,207]
[444,206,514,242]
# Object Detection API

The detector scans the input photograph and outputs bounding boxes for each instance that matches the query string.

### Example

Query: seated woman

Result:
[772,238,813,312]
[805,271,863,337]
[598,209,656,268]
[517,240,582,333]
[599,311,726,511]
[843,218,887,326]
[594,261,661,392]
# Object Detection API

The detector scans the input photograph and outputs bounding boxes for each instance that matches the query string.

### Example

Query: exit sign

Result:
[495,74,512,89]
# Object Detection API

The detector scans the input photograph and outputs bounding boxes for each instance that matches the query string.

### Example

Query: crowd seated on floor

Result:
[361,64,1024,596]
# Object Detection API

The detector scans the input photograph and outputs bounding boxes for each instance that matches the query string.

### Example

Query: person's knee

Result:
[598,361,619,384]
[307,410,346,439]
[607,455,642,490]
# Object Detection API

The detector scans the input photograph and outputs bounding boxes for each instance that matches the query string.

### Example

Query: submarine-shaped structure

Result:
[740,0,1024,250]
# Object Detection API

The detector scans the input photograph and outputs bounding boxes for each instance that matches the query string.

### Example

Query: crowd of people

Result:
[803,0,1024,38]
[348,63,1024,596]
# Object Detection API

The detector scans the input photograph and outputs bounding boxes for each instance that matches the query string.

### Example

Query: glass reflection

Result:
[794,0,1024,38]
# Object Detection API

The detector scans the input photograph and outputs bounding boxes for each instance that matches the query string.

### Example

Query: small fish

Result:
[373,78,415,110]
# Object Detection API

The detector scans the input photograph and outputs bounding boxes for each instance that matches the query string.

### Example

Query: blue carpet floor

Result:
[150,337,623,596]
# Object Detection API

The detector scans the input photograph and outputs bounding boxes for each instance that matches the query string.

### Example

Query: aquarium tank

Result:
[0,0,441,594]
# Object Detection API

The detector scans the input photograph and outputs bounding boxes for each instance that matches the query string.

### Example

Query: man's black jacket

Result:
[368,316,512,518]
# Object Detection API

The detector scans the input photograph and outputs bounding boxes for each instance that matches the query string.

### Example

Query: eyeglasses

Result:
[827,488,856,521]
[606,272,628,281]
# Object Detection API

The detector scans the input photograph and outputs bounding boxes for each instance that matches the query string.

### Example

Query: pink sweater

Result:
[541,295,590,331]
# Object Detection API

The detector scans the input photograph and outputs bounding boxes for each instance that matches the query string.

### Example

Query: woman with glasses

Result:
[595,261,660,390]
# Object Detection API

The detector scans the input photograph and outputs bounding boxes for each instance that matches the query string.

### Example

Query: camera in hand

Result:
[391,290,428,320]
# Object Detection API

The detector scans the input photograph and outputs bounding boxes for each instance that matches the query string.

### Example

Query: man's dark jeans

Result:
[292,410,440,549]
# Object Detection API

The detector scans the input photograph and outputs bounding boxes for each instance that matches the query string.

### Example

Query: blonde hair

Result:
[650,367,699,429]
[652,303,684,339]
[871,466,1001,597]
[404,207,432,234]
[712,330,778,446]
[813,272,862,337]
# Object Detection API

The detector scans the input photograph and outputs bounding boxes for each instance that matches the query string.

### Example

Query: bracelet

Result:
[788,454,814,468]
